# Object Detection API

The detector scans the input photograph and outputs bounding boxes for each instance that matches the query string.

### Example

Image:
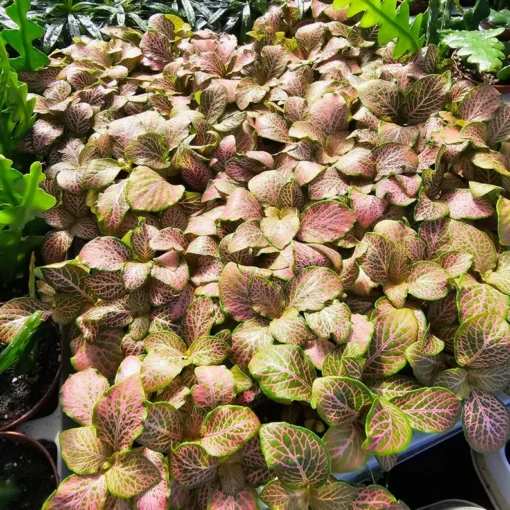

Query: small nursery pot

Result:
[0,431,59,509]
[480,19,510,41]
[0,320,63,431]
[452,60,510,94]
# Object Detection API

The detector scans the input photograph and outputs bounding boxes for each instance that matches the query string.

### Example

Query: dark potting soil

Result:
[0,436,57,509]
[0,324,61,429]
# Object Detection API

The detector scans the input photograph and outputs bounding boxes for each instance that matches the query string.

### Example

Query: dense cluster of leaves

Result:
[1,2,509,508]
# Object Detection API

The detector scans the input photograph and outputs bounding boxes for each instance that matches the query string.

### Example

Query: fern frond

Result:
[332,0,424,58]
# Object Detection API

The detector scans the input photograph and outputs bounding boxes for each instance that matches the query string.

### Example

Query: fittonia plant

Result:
[4,1,510,508]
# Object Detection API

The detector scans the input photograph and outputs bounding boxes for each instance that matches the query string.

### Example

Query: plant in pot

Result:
[0,430,59,510]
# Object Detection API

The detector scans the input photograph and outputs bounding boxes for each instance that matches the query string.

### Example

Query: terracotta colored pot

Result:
[480,19,510,41]
[0,321,63,431]
[0,431,59,484]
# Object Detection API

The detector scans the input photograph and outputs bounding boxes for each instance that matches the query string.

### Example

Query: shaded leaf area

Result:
[11,4,510,510]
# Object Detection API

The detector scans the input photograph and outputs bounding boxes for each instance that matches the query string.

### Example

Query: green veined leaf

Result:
[260,422,331,489]
[249,344,316,403]
[462,389,510,453]
[312,376,373,427]
[391,387,461,433]
[363,398,412,456]
[323,423,368,473]
[199,405,260,456]
[454,313,510,368]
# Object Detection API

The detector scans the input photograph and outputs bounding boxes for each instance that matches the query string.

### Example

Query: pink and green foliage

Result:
[24,3,510,508]
[47,373,161,508]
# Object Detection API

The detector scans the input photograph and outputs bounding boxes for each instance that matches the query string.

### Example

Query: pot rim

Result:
[0,430,59,484]
[0,320,63,432]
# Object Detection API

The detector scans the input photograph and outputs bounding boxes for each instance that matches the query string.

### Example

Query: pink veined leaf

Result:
[133,449,169,510]
[312,376,373,426]
[209,487,258,510]
[183,297,215,346]
[467,364,510,393]
[372,143,419,180]
[141,332,188,391]
[310,94,350,134]
[260,206,300,250]
[198,84,228,123]
[497,196,510,246]
[419,218,451,258]
[229,221,269,253]
[391,387,461,433]
[454,313,510,368]
[115,356,143,385]
[336,147,375,178]
[96,180,130,235]
[125,133,170,169]
[151,256,189,292]
[487,104,510,144]
[60,368,109,426]
[219,262,257,322]
[304,300,351,343]
[171,443,218,489]
[297,200,356,243]
[79,237,131,271]
[309,167,350,199]
[368,375,422,400]
[249,344,316,403]
[323,423,368,474]
[137,402,184,452]
[260,422,330,489]
[149,227,187,252]
[188,336,229,366]
[351,190,387,228]
[457,282,509,323]
[104,450,161,498]
[286,267,343,312]
[449,220,497,275]
[0,298,51,342]
[82,159,124,189]
[249,276,285,319]
[304,338,336,370]
[199,405,260,456]
[121,261,151,291]
[442,189,493,220]
[60,426,112,475]
[92,375,146,452]
[350,485,399,510]
[462,390,510,453]
[405,343,448,386]
[484,252,510,295]
[248,169,288,207]
[407,261,449,301]
[402,73,449,125]
[259,480,296,510]
[222,188,263,222]
[42,474,107,510]
[126,166,185,212]
[343,314,374,357]
[460,85,502,122]
[256,113,293,144]
[357,80,403,121]
[360,233,394,283]
[363,398,412,455]
[230,318,274,370]
[364,308,419,377]
[414,192,450,222]
[434,368,470,399]
[192,365,236,409]
[309,481,359,510]
[70,329,124,378]
[378,122,419,146]
[42,230,73,264]
[435,251,473,278]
